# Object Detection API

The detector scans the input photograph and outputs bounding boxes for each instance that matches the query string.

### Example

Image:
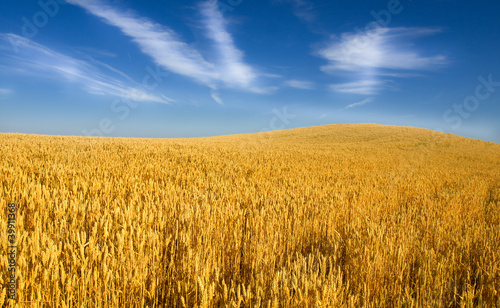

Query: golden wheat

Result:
[1,124,499,307]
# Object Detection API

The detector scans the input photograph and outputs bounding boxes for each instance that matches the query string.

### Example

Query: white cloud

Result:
[247,86,279,94]
[261,73,283,78]
[317,26,447,74]
[74,46,117,58]
[66,0,217,86]
[345,98,371,109]
[0,88,11,95]
[0,33,171,104]
[284,79,315,90]
[67,0,265,95]
[329,80,385,95]
[279,0,317,23]
[318,26,447,96]
[210,91,223,105]
[199,0,256,88]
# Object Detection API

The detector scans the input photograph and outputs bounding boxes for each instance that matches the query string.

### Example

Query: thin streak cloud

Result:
[278,0,317,23]
[318,26,447,96]
[210,91,223,105]
[317,26,448,74]
[67,0,266,96]
[345,98,371,109]
[0,33,171,103]
[284,79,315,90]
[329,80,386,95]
[199,0,256,88]
[66,0,217,85]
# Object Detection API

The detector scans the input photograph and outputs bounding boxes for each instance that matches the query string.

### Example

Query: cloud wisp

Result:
[284,79,315,90]
[318,26,448,95]
[282,0,317,24]
[210,90,224,105]
[329,80,386,95]
[0,88,11,95]
[345,98,371,109]
[199,0,256,89]
[318,26,447,73]
[67,0,264,99]
[66,0,217,85]
[0,33,171,103]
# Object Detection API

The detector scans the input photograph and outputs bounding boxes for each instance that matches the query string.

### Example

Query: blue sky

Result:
[1,0,499,141]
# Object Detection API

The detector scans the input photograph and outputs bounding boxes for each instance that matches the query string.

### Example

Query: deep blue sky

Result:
[1,0,499,141]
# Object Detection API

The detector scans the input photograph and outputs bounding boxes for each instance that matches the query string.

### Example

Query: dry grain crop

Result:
[1,124,500,307]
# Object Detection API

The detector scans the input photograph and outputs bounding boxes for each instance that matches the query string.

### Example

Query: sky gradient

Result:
[1,0,499,142]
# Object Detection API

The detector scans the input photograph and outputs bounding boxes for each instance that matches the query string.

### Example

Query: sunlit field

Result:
[1,124,499,307]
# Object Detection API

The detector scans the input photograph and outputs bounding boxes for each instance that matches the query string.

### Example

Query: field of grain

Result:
[1,124,499,307]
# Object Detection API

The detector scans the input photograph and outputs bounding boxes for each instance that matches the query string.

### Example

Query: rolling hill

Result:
[1,124,499,307]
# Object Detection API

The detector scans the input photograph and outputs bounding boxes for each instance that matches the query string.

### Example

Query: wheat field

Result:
[1,124,499,307]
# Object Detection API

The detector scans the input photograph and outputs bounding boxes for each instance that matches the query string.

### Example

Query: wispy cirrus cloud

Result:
[0,33,171,103]
[210,91,223,105]
[318,26,448,95]
[345,98,371,109]
[66,0,266,99]
[318,26,447,73]
[66,0,217,86]
[284,79,315,90]
[278,0,317,23]
[199,0,256,88]
[0,88,11,95]
[74,46,117,58]
[329,80,386,95]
